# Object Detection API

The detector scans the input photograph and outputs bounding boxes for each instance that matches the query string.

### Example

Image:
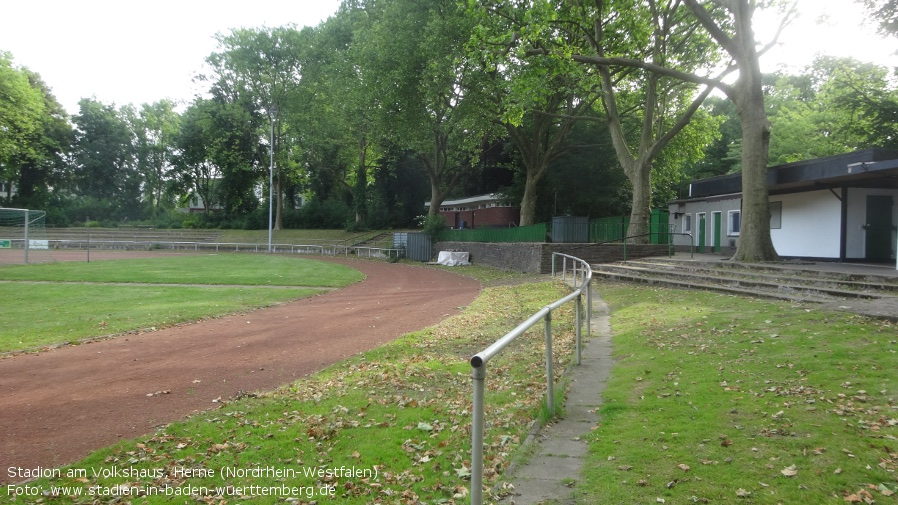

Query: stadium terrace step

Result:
[591,256,898,306]
[46,228,223,243]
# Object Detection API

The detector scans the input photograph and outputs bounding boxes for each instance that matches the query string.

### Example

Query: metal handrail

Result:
[582,231,696,260]
[468,252,592,505]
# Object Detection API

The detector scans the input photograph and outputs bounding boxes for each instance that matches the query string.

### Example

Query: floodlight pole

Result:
[267,111,274,253]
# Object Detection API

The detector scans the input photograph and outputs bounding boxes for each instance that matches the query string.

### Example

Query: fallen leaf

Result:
[736,488,751,497]
[678,463,691,472]
[781,465,798,477]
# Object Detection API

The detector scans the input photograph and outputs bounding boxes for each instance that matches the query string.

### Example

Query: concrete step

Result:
[601,261,896,299]
[592,257,898,305]
[592,268,839,304]
[648,257,898,287]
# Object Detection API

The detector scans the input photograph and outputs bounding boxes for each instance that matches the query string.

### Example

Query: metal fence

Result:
[468,252,592,505]
[0,238,419,259]
[590,209,671,244]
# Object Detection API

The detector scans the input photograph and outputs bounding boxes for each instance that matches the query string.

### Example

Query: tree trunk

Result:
[354,136,368,224]
[519,178,540,227]
[728,2,778,262]
[519,161,549,226]
[428,181,445,218]
[625,161,652,243]
[732,79,778,261]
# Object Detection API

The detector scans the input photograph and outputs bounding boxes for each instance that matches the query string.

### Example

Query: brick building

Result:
[426,193,520,229]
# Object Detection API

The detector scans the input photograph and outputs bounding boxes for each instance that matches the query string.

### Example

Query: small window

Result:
[683,214,692,233]
[728,210,741,236]
[769,201,782,229]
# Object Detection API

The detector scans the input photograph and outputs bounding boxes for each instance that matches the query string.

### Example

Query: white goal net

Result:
[0,208,53,264]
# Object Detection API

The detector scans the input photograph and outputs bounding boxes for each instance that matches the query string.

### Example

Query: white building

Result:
[0,182,15,201]
[669,149,898,263]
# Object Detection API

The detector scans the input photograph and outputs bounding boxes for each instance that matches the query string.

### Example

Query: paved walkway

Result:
[498,286,613,505]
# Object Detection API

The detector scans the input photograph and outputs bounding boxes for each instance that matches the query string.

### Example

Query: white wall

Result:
[846,188,898,260]
[770,191,841,258]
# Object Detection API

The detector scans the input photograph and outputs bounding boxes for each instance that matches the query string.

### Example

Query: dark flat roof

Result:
[688,148,898,199]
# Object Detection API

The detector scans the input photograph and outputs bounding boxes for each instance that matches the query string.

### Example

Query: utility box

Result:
[551,216,589,243]
[397,232,433,262]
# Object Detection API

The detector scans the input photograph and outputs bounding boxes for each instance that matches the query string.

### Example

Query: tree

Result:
[205,26,311,230]
[860,0,898,37]
[468,2,604,226]
[356,0,501,217]
[135,99,180,220]
[302,4,380,227]
[0,52,46,203]
[512,0,790,258]
[71,98,142,220]
[0,57,72,209]
[679,0,793,261]
[499,0,724,239]
[173,99,220,214]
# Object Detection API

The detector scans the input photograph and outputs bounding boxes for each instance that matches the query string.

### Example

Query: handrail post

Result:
[575,293,582,365]
[544,310,554,416]
[586,279,592,338]
[471,364,486,505]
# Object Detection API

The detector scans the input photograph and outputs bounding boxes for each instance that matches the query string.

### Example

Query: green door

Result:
[865,195,894,261]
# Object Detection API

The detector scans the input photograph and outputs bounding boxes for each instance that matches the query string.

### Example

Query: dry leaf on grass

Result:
[781,464,798,477]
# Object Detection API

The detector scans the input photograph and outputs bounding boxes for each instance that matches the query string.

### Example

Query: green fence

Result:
[589,209,671,244]
[439,210,671,244]
[442,223,547,243]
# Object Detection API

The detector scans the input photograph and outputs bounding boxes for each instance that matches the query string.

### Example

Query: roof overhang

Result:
[687,149,898,199]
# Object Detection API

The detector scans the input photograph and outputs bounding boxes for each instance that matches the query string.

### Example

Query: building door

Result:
[712,212,722,253]
[866,195,894,261]
[697,213,706,253]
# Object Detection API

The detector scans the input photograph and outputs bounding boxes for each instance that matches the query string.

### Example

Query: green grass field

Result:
[579,283,898,504]
[0,255,364,352]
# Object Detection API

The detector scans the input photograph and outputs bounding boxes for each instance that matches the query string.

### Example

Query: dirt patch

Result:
[0,257,481,481]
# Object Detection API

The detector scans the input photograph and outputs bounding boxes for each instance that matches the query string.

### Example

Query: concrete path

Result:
[499,287,613,505]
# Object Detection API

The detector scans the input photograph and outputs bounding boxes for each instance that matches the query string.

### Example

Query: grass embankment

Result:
[580,283,898,504]
[5,272,576,504]
[217,229,386,244]
[0,255,364,353]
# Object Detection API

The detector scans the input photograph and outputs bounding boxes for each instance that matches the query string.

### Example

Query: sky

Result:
[757,0,898,74]
[0,0,343,114]
[0,0,895,116]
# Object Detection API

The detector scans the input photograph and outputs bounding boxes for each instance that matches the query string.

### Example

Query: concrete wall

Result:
[434,241,669,273]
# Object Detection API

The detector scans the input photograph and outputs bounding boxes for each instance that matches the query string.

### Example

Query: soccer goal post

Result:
[0,207,50,264]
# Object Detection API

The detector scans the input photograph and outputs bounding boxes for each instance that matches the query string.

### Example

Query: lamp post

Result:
[268,107,276,253]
